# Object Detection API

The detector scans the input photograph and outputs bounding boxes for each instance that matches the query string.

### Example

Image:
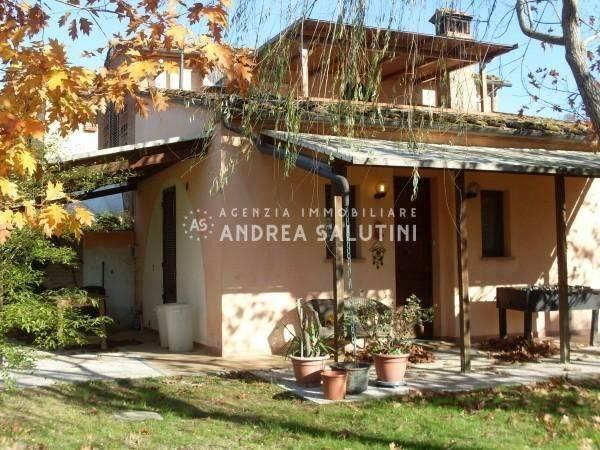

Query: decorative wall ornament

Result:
[370,241,386,269]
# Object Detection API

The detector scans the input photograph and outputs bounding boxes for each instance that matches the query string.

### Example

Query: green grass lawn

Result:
[0,374,598,449]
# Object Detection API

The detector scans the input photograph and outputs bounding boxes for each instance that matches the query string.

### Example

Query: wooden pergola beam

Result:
[381,58,440,82]
[479,64,488,113]
[554,174,571,363]
[454,170,472,372]
[300,39,310,98]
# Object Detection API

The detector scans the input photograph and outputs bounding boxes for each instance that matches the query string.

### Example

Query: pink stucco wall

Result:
[134,122,600,356]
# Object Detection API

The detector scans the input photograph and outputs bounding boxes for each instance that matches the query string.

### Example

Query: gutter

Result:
[221,119,350,208]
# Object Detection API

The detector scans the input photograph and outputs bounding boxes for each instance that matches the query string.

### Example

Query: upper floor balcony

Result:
[254,13,516,113]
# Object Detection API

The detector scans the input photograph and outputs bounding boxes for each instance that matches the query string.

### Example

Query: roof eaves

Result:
[59,135,205,165]
[155,90,591,141]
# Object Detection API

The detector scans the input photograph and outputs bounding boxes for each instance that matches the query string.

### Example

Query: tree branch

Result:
[561,0,600,134]
[583,31,600,47]
[515,0,565,46]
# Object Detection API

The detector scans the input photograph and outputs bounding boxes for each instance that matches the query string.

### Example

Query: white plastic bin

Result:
[155,303,182,348]
[155,304,169,348]
[164,303,195,352]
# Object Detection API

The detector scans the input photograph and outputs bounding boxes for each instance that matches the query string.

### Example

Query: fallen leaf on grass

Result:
[579,438,594,450]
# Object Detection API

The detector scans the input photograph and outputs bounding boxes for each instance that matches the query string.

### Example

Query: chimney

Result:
[429,9,473,38]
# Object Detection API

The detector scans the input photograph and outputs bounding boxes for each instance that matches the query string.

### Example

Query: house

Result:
[70,10,600,365]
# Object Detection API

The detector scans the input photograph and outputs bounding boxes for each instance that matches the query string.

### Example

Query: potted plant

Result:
[367,295,433,386]
[330,296,373,395]
[321,369,347,400]
[285,299,332,387]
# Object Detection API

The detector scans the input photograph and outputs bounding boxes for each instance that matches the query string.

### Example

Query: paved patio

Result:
[255,341,600,403]
[2,331,598,399]
[1,330,286,389]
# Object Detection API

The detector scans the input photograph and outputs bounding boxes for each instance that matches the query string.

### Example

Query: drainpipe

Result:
[220,120,350,206]
[179,49,185,89]
[222,118,350,361]
[255,136,350,205]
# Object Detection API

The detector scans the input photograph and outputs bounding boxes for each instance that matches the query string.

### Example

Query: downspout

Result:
[221,119,350,360]
[220,119,350,206]
[179,49,185,89]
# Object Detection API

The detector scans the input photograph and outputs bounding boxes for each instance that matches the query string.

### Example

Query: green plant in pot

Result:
[285,299,332,387]
[367,295,433,386]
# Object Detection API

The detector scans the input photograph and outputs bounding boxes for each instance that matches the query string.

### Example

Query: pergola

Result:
[60,135,207,200]
[261,130,600,372]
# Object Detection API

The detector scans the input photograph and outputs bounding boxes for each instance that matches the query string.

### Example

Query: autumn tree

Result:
[0,0,252,380]
[0,0,253,243]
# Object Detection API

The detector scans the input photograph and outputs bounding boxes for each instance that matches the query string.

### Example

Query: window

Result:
[108,103,119,147]
[481,190,506,257]
[325,184,358,259]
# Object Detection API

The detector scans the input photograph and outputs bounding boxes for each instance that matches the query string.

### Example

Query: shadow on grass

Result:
[10,377,443,449]
[396,376,600,419]
[216,371,269,384]
[7,375,600,449]
[272,390,302,401]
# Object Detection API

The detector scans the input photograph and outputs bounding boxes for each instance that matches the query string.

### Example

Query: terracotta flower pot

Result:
[321,370,347,400]
[373,353,409,383]
[331,362,371,394]
[290,355,329,386]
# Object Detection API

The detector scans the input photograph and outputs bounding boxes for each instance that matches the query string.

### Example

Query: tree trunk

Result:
[562,0,600,134]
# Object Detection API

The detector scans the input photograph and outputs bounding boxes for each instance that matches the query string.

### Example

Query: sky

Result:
[50,0,587,119]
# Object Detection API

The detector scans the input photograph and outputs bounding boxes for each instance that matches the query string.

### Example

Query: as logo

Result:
[182,209,214,241]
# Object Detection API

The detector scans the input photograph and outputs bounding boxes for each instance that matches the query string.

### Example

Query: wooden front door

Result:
[162,186,177,304]
[394,177,433,338]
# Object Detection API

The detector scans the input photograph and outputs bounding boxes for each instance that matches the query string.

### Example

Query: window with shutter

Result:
[162,187,177,303]
[481,190,507,257]
[108,103,119,147]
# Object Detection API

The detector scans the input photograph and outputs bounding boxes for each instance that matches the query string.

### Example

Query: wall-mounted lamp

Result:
[465,182,480,199]
[374,182,388,199]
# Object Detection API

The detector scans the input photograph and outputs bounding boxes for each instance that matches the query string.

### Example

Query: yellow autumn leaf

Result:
[161,61,179,73]
[39,204,67,236]
[12,211,26,229]
[124,60,159,80]
[74,206,94,227]
[166,24,188,48]
[47,69,68,90]
[152,90,169,112]
[0,209,14,230]
[15,150,37,176]
[23,200,37,220]
[46,181,66,202]
[68,216,84,240]
[0,177,18,199]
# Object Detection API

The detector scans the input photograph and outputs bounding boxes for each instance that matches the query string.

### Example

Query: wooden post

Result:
[435,60,451,108]
[554,174,570,363]
[454,171,471,372]
[499,307,507,338]
[332,194,345,362]
[590,310,599,346]
[300,40,309,98]
[479,64,488,113]
[99,297,108,351]
[523,311,533,341]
